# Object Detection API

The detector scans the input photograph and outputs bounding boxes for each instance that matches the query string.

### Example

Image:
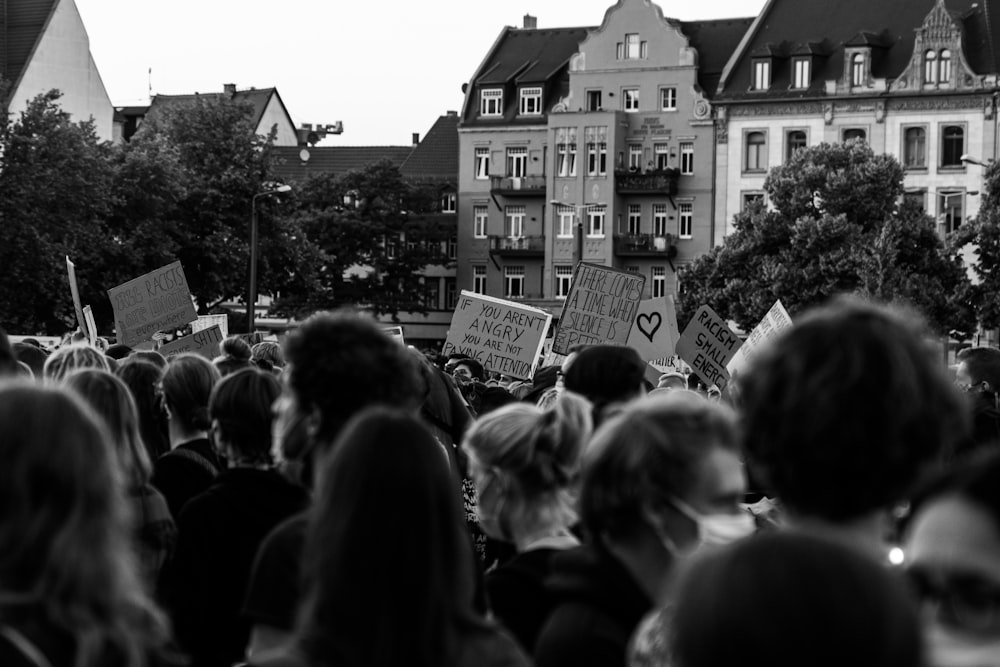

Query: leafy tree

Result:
[951,160,1000,329]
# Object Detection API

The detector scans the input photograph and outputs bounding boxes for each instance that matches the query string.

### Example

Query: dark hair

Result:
[564,345,646,424]
[957,346,1000,390]
[284,311,423,447]
[740,297,967,522]
[161,353,220,433]
[296,408,488,666]
[581,392,737,541]
[210,368,281,464]
[671,532,923,667]
[214,336,253,377]
[0,325,18,377]
[115,359,170,460]
[105,344,133,361]
[454,358,485,381]
[132,350,167,370]
[13,341,48,377]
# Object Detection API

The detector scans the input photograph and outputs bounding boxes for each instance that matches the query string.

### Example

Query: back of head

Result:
[162,353,221,434]
[43,344,110,382]
[740,296,967,523]
[105,343,133,361]
[132,350,167,370]
[252,341,284,369]
[564,345,646,417]
[210,368,281,464]
[957,346,1000,388]
[215,336,253,377]
[581,392,737,542]
[114,358,169,460]
[13,342,49,377]
[672,532,923,667]
[0,325,18,378]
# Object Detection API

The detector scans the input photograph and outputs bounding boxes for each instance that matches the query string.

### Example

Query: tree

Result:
[679,141,974,337]
[951,160,1000,329]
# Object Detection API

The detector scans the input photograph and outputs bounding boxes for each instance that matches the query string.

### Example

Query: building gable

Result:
[571,0,697,73]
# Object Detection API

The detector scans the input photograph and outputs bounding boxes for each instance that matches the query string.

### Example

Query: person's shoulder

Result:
[457,625,530,667]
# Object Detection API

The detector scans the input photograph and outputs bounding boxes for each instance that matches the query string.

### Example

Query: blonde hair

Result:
[43,344,110,383]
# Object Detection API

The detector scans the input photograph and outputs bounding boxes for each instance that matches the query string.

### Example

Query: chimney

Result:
[412,133,420,146]
[223,83,236,96]
[447,110,458,117]
[523,14,537,29]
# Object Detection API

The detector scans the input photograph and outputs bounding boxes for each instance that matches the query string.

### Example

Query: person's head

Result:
[452,357,485,385]
[43,344,110,382]
[114,358,169,461]
[252,341,284,371]
[475,385,517,415]
[132,350,167,370]
[210,368,281,466]
[296,407,482,666]
[581,392,749,557]
[105,343,133,361]
[905,452,1000,666]
[956,347,1000,396]
[672,532,923,667]
[0,382,170,666]
[214,336,253,377]
[657,372,687,390]
[0,325,18,378]
[161,353,221,436]
[740,296,967,524]
[463,392,593,543]
[555,343,588,390]
[564,344,647,425]
[13,342,49,377]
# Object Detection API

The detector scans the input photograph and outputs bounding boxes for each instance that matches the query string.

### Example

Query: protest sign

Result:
[675,305,742,389]
[193,314,229,339]
[107,262,197,347]
[726,300,792,376]
[441,291,550,381]
[66,257,87,335]
[82,305,98,346]
[552,263,645,355]
[157,325,223,360]
[626,295,680,362]
[383,326,405,345]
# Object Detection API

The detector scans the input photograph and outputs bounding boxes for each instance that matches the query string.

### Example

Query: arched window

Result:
[851,53,866,86]
[904,127,926,167]
[924,50,937,84]
[939,49,952,84]
[745,132,766,171]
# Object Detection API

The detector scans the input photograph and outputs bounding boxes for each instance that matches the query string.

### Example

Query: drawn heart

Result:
[637,312,662,342]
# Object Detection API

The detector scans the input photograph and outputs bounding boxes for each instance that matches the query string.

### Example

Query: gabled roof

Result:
[677,17,757,94]
[717,0,1000,100]
[271,145,415,181]
[146,87,284,129]
[1,0,59,101]
[400,112,459,180]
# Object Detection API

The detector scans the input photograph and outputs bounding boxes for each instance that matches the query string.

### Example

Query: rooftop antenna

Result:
[148,67,153,99]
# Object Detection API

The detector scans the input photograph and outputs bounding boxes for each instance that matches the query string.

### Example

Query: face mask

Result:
[671,497,757,547]
[927,623,1000,667]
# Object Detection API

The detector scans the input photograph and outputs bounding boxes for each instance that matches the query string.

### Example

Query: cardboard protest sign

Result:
[441,291,551,380]
[83,305,98,346]
[66,257,87,335]
[383,326,405,345]
[157,325,223,360]
[107,262,197,347]
[193,314,229,340]
[727,300,792,376]
[552,263,645,355]
[626,295,681,362]
[675,305,742,389]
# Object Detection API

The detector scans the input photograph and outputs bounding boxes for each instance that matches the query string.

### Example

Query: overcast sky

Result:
[75,0,765,146]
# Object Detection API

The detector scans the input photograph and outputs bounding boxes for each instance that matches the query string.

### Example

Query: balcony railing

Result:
[490,175,547,196]
[614,233,678,257]
[488,235,545,256]
[614,168,679,195]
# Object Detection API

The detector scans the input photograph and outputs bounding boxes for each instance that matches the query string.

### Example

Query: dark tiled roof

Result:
[147,87,278,127]
[717,0,1000,100]
[271,145,415,181]
[1,0,58,98]
[677,17,757,95]
[400,112,459,180]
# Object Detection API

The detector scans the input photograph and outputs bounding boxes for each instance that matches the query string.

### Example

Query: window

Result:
[445,278,458,309]
[555,265,573,299]
[941,125,965,167]
[587,207,606,237]
[474,147,490,179]
[473,205,488,238]
[623,88,640,112]
[651,266,666,298]
[424,279,440,310]
[940,49,952,83]
[520,87,542,115]
[505,265,525,298]
[505,205,525,237]
[680,142,694,175]
[473,265,487,294]
[385,234,397,260]
[557,144,570,176]
[447,236,457,260]
[557,206,575,237]
[440,192,456,213]
[618,33,646,59]
[792,58,811,89]
[481,88,503,116]
[654,143,669,170]
[653,204,668,236]
[753,60,771,90]
[626,266,640,274]
[678,203,693,239]
[745,132,766,172]
[786,130,807,161]
[627,204,641,234]
[660,87,677,111]
[742,192,765,211]
[939,191,965,234]
[628,144,643,170]
[506,147,527,177]
[851,53,866,87]
[903,189,926,212]
[587,143,607,176]
[924,50,937,84]
[567,143,577,176]
[587,90,602,111]
[843,128,866,143]
[903,127,927,168]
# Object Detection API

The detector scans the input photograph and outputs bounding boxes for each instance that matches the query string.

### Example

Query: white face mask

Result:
[671,497,757,547]
[927,623,1000,667]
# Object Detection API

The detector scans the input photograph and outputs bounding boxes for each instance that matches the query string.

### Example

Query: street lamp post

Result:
[550,200,605,266]
[248,184,292,334]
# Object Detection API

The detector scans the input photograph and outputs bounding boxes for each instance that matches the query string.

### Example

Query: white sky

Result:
[75,0,765,146]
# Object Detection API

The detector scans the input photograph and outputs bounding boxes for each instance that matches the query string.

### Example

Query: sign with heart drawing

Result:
[626,295,680,362]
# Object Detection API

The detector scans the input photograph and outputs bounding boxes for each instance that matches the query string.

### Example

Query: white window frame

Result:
[440,192,456,213]
[625,33,642,59]
[627,204,641,235]
[940,124,966,168]
[481,88,503,116]
[557,144,569,177]
[587,143,607,176]
[628,144,643,170]
[504,265,525,299]
[473,205,488,239]
[924,50,937,85]
[939,49,952,84]
[557,206,575,238]
[786,129,807,161]
[678,202,693,239]
[474,147,490,179]
[745,131,767,172]
[587,207,606,237]
[902,125,927,169]
[938,190,966,234]
[792,58,811,89]
[587,90,602,111]
[660,87,677,111]
[680,142,694,175]
[473,265,487,294]
[654,143,669,170]
[623,88,640,113]
[520,87,542,115]
[851,53,866,87]
[651,266,666,298]
[505,205,526,238]
[753,60,771,90]
[653,204,668,237]
[567,143,578,176]
[506,147,527,177]
[555,265,573,299]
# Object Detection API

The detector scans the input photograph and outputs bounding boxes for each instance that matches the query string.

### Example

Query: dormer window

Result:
[617,33,647,60]
[924,50,937,84]
[752,59,771,90]
[792,58,811,89]
[480,89,503,116]
[851,53,866,87]
[519,87,542,115]
[939,49,952,83]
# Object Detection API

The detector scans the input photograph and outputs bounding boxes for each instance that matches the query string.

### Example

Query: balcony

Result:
[488,235,545,256]
[614,168,679,196]
[490,175,547,196]
[614,233,678,258]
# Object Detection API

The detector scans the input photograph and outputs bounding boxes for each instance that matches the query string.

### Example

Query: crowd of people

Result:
[1,295,1000,667]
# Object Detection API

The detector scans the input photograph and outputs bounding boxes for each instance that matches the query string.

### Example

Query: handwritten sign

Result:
[441,291,550,381]
[627,295,680,361]
[66,256,86,335]
[83,305,98,346]
[107,262,197,347]
[157,325,223,359]
[552,263,645,355]
[676,305,741,389]
[193,314,229,340]
[727,300,792,376]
